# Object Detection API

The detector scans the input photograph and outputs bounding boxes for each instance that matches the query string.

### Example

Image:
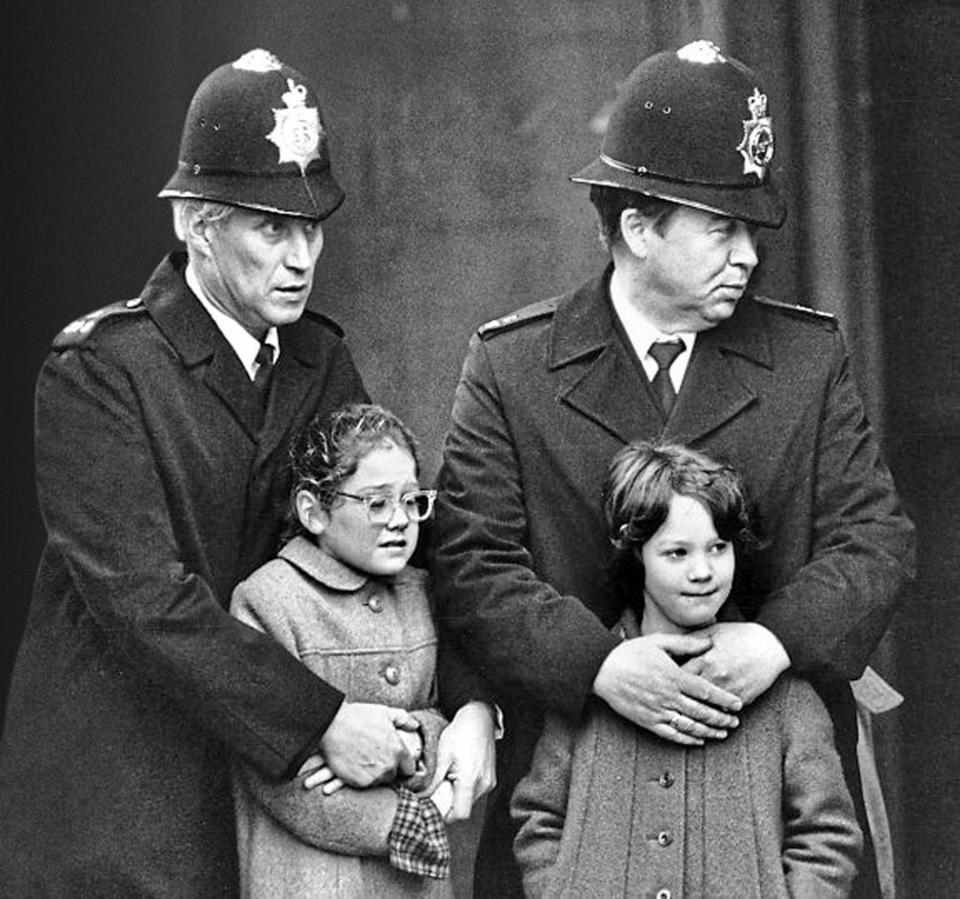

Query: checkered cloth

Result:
[388,785,451,879]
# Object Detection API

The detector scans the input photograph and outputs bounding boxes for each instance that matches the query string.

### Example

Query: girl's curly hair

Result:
[283,403,420,541]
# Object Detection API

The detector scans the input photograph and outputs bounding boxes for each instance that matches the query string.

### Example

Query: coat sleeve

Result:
[232,712,449,859]
[233,759,397,856]
[430,336,619,717]
[781,678,864,897]
[230,581,449,855]
[35,346,353,779]
[414,532,499,715]
[755,328,915,679]
[510,713,576,898]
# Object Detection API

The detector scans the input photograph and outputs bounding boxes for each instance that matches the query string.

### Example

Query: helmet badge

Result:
[738,87,774,180]
[266,78,322,175]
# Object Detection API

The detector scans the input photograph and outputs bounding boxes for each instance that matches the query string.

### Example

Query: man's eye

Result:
[261,220,286,237]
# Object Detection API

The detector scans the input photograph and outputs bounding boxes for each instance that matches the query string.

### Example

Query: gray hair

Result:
[169,198,237,242]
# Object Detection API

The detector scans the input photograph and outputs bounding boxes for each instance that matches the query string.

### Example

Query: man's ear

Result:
[296,489,328,536]
[619,208,653,259]
[181,208,215,260]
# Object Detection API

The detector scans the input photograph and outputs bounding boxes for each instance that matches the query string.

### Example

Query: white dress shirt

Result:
[186,265,279,381]
[610,288,697,392]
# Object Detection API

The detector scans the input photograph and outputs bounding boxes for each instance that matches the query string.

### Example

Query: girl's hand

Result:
[298,754,344,795]
[426,701,498,820]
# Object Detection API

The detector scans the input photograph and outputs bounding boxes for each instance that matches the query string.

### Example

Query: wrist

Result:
[455,699,503,740]
[592,645,618,700]
[754,622,790,673]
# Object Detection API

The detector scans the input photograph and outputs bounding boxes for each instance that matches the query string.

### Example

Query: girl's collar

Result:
[278,535,370,591]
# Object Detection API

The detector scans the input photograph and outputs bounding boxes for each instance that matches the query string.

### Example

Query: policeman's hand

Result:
[683,621,790,705]
[303,721,423,795]
[425,701,497,821]
[592,634,743,746]
[317,702,419,788]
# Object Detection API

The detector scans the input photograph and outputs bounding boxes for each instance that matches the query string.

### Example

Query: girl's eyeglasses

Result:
[333,489,437,525]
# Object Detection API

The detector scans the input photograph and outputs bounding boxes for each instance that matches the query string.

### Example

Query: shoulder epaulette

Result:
[750,294,838,329]
[52,297,148,350]
[477,297,558,339]
[301,307,345,338]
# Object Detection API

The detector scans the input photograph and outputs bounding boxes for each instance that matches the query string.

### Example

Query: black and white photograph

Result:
[2,2,957,896]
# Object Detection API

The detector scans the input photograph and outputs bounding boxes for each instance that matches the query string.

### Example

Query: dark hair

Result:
[589,184,678,250]
[284,403,420,540]
[603,441,754,582]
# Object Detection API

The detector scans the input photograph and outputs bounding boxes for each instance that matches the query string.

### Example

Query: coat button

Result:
[383,664,401,685]
[657,831,673,847]
[658,771,675,788]
[656,890,671,899]
[367,596,383,613]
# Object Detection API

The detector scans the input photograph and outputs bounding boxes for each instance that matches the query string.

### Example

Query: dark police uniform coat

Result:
[0,253,369,896]
[430,266,915,896]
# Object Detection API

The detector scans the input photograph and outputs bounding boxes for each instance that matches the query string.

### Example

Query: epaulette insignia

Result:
[751,294,837,328]
[52,298,146,350]
[301,307,344,338]
[478,297,558,339]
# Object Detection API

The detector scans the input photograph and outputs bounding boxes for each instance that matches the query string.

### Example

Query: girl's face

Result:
[639,493,735,634]
[315,441,420,577]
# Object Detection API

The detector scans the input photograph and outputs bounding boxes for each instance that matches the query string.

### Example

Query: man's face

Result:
[639,205,759,332]
[200,208,325,337]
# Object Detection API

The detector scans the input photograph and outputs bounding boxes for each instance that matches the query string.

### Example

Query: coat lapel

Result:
[551,271,775,446]
[203,350,265,439]
[560,345,665,443]
[667,297,774,445]
[551,269,664,443]
[255,330,318,466]
[144,253,264,440]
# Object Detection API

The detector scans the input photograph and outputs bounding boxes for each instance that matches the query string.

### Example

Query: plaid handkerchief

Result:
[388,785,451,879]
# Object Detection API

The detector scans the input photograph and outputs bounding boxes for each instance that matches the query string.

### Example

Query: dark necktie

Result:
[648,339,685,417]
[253,341,275,393]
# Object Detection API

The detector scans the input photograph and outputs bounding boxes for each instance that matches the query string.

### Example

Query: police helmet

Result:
[571,40,785,228]
[159,49,343,220]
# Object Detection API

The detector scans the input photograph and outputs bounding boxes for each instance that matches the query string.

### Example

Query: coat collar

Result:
[141,252,221,367]
[549,265,775,444]
[278,536,370,592]
[140,252,329,446]
[549,264,773,370]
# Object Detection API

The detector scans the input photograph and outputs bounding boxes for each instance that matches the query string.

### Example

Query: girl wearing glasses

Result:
[511,441,863,898]
[230,403,456,897]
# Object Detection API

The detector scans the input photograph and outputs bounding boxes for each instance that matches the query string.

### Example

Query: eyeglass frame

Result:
[332,488,438,525]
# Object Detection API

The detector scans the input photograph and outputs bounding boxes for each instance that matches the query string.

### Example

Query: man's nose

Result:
[729,222,759,269]
[286,228,318,269]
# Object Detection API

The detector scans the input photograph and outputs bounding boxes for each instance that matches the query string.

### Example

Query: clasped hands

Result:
[593,621,790,745]
[298,699,497,821]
